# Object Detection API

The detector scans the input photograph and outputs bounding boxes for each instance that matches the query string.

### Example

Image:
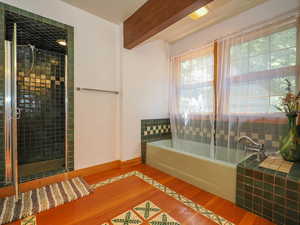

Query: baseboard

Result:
[0,158,142,198]
[73,160,121,177]
[121,157,142,168]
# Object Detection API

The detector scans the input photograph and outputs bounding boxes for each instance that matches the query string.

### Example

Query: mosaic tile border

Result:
[141,119,171,163]
[141,119,171,142]
[90,171,234,225]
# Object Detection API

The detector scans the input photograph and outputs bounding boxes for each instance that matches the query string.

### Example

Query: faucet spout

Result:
[238,136,266,161]
[238,136,260,146]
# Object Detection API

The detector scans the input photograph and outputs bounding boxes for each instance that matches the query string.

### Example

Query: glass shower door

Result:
[4,15,68,197]
[16,45,67,181]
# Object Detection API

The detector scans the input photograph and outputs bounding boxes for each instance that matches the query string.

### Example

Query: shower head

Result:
[17,44,35,75]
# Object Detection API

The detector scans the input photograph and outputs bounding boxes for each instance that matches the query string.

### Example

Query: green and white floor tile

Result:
[133,200,161,220]
[21,216,37,225]
[111,210,142,225]
[91,171,234,225]
[149,212,180,225]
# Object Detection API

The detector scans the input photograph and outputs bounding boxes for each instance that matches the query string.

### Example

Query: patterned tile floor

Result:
[91,171,232,225]
[21,216,36,225]
[102,200,180,225]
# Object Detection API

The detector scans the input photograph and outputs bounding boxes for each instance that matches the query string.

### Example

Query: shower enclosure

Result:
[0,4,74,198]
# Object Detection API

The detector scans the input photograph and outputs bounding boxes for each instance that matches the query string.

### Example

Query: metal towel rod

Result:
[76,87,119,95]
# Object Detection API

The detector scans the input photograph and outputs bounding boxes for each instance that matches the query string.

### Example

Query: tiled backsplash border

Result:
[141,119,171,163]
[175,119,288,153]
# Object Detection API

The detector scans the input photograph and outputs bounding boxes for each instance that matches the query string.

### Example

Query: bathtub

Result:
[146,139,252,203]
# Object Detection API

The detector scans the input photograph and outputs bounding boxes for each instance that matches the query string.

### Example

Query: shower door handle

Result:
[16,108,21,120]
[11,23,19,201]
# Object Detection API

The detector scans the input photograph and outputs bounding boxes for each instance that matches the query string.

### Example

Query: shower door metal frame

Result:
[4,37,69,199]
[4,23,19,198]
[12,23,19,199]
[65,55,68,171]
[4,40,12,185]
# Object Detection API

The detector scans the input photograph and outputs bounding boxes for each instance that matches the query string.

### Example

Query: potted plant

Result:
[274,79,300,161]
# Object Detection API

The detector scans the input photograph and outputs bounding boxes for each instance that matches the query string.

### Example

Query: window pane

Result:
[180,50,214,113]
[180,86,213,113]
[181,54,213,85]
[271,27,297,51]
[271,47,296,69]
[231,83,249,97]
[249,54,268,72]
[247,97,269,113]
[249,37,269,57]
[248,80,269,96]
[231,59,249,76]
[270,76,296,96]
[230,42,248,60]
[228,26,297,114]
[270,96,282,112]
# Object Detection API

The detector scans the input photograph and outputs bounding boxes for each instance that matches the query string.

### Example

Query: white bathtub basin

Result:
[146,139,252,203]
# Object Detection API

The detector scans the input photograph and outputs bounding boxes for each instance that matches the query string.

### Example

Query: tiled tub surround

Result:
[141,119,171,163]
[146,139,252,202]
[236,155,300,225]
[175,118,288,153]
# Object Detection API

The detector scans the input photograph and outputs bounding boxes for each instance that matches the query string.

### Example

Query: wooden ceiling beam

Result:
[123,0,213,49]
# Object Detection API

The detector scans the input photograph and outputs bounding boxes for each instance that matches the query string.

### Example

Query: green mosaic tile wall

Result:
[174,117,288,153]
[0,2,74,187]
[141,119,171,163]
[237,155,300,225]
[17,47,66,165]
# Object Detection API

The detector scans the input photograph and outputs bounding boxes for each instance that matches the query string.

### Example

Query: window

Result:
[173,20,299,117]
[179,49,214,114]
[228,27,297,114]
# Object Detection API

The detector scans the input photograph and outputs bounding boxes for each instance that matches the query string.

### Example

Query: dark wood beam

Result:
[123,0,213,49]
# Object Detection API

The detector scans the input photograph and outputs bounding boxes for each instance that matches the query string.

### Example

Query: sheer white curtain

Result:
[169,44,215,155]
[216,14,300,155]
[169,12,299,160]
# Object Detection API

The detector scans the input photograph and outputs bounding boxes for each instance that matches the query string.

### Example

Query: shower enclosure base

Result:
[19,159,65,178]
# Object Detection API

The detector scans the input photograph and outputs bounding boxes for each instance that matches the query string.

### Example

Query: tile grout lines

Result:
[90,171,234,225]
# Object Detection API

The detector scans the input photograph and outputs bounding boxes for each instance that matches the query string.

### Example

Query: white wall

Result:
[0,0,120,169]
[120,40,170,161]
[171,0,300,56]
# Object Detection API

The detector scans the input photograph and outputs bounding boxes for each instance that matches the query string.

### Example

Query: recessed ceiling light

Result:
[57,39,67,46]
[189,7,209,20]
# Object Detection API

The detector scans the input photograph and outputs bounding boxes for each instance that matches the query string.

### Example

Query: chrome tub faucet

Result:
[238,136,266,161]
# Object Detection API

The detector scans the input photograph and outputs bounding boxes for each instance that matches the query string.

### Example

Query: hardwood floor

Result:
[7,164,274,225]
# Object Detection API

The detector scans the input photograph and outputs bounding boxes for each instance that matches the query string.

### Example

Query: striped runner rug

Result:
[0,177,92,225]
